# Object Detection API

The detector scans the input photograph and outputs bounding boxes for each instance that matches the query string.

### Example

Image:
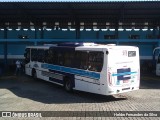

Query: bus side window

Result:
[74,51,88,70]
[88,52,103,72]
[31,49,38,61]
[47,49,54,64]
[64,51,74,67]
[44,50,48,63]
[55,50,63,64]
[57,52,64,66]
[24,48,30,63]
[37,49,45,62]
[41,50,45,63]
[74,52,81,68]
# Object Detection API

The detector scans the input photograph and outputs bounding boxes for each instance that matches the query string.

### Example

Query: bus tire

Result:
[32,69,37,80]
[64,78,73,92]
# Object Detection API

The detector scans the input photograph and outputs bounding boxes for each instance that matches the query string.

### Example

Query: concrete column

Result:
[4,28,8,71]
[115,21,119,45]
[41,27,44,39]
[153,26,156,39]
[96,31,99,39]
[35,28,37,39]
[76,21,80,39]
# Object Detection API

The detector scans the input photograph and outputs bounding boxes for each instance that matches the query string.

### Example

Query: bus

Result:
[24,43,140,95]
[153,47,160,76]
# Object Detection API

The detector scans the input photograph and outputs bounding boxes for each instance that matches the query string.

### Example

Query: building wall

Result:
[0,29,159,61]
[0,29,158,39]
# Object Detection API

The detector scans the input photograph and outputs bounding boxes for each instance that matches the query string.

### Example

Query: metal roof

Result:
[0,1,160,28]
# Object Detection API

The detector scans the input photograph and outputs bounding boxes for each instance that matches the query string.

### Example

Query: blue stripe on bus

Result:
[41,63,100,80]
[112,72,137,77]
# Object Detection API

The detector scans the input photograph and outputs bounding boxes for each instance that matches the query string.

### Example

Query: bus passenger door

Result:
[24,48,31,76]
[25,63,31,76]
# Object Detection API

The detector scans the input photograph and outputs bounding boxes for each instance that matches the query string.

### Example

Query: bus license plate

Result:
[123,80,129,83]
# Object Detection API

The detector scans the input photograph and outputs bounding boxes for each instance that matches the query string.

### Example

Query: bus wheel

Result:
[32,70,37,80]
[64,79,72,92]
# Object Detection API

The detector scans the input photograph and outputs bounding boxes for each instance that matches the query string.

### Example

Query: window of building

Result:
[104,35,116,39]
[146,35,154,39]
[129,35,140,39]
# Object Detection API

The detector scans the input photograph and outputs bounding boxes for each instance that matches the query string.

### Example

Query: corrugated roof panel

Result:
[0,0,160,2]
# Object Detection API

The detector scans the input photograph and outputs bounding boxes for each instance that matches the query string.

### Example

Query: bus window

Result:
[57,52,64,66]
[48,50,64,66]
[46,49,54,64]
[88,52,103,72]
[74,51,88,70]
[24,48,30,63]
[44,50,49,63]
[37,49,45,62]
[31,49,38,61]
[64,51,74,67]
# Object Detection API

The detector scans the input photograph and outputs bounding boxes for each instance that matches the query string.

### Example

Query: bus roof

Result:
[76,44,138,49]
[26,43,138,50]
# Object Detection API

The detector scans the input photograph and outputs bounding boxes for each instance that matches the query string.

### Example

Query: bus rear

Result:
[107,46,140,95]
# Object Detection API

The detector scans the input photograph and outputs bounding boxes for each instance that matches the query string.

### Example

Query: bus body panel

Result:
[25,66,31,76]
[74,75,101,94]
[107,47,140,94]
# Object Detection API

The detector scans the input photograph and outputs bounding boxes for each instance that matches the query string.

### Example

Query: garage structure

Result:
[0,0,160,72]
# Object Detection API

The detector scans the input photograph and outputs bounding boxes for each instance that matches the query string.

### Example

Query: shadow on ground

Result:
[0,75,127,104]
[140,74,160,89]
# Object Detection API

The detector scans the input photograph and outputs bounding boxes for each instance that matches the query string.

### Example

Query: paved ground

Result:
[0,74,160,120]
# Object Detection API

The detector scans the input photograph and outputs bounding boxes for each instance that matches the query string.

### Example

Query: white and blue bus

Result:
[24,43,140,95]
